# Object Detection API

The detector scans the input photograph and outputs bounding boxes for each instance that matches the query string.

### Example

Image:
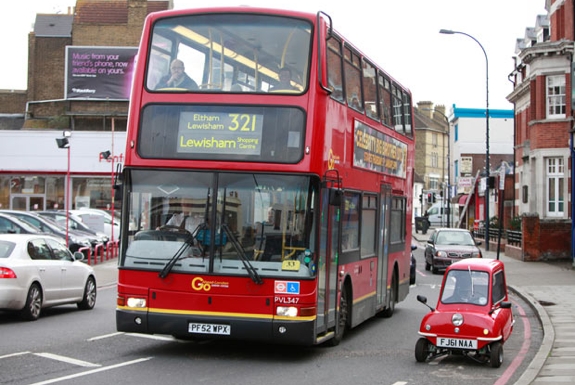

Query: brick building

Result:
[0,0,171,212]
[507,0,573,261]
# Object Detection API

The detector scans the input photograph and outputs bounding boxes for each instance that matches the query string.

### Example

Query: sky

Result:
[2,0,547,110]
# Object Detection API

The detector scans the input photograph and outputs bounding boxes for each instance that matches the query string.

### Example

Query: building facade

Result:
[507,0,573,260]
[0,0,171,212]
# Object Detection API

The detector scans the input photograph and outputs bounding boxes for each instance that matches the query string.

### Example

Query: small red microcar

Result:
[414,258,515,368]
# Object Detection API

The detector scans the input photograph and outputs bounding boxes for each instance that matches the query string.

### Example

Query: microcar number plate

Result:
[437,337,477,350]
[188,322,230,335]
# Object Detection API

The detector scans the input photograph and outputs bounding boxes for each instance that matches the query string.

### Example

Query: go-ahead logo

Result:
[191,277,230,291]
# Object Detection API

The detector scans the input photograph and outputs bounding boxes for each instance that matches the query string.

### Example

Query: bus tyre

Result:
[327,286,349,346]
[490,342,503,368]
[381,273,396,318]
[415,337,430,362]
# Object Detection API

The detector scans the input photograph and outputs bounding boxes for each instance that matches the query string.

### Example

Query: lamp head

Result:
[439,29,455,34]
[100,150,112,160]
[56,138,69,149]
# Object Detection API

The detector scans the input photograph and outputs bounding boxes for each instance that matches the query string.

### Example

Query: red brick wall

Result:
[521,215,571,261]
[0,91,27,114]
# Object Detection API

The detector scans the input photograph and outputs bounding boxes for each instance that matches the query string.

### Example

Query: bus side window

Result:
[327,37,344,101]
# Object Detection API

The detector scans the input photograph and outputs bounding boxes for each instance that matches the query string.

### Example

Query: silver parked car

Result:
[0,233,97,321]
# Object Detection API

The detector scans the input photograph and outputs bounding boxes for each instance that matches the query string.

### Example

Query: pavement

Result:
[413,228,575,384]
[92,230,575,384]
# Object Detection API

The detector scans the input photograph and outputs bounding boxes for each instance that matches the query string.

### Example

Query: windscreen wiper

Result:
[221,224,263,285]
[158,232,196,279]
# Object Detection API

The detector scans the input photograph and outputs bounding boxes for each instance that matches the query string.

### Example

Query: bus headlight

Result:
[277,306,298,317]
[126,297,147,308]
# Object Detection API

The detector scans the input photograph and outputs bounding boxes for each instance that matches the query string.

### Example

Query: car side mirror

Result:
[73,251,85,261]
[500,301,512,309]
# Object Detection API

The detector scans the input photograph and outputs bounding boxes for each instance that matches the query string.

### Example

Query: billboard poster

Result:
[65,46,138,100]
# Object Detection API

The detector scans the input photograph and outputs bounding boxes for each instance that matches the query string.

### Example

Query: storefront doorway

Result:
[11,194,46,211]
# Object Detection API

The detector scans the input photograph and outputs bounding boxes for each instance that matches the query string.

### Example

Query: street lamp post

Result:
[56,130,72,247]
[571,129,575,268]
[440,29,490,250]
[100,149,115,246]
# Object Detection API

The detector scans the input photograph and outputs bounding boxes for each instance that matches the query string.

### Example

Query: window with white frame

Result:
[546,75,566,118]
[546,157,564,217]
[429,178,438,190]
[431,152,438,168]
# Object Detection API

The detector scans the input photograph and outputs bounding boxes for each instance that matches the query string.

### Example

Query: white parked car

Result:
[70,209,121,241]
[0,233,97,321]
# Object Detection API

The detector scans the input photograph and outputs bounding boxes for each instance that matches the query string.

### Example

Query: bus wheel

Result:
[381,273,396,318]
[327,286,349,346]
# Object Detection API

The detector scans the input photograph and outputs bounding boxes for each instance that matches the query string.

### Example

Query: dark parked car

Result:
[37,210,109,245]
[0,213,46,235]
[410,244,417,285]
[424,228,482,274]
[0,210,96,255]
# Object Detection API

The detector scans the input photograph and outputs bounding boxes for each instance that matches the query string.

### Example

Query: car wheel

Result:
[490,342,503,368]
[432,266,439,274]
[20,283,42,321]
[327,285,349,346]
[77,276,97,310]
[415,337,430,362]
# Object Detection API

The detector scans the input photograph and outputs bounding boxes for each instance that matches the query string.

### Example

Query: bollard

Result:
[78,246,92,265]
[95,243,105,263]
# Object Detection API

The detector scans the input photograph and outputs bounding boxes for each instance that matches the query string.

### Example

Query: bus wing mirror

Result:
[329,188,342,206]
[113,184,123,202]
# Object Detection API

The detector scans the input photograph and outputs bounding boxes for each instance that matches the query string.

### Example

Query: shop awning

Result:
[451,193,469,205]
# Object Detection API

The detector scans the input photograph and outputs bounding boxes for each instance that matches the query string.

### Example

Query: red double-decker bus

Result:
[116,6,415,346]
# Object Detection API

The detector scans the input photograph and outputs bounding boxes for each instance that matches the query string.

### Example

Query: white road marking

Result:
[87,332,124,341]
[0,351,30,359]
[28,357,153,385]
[125,333,176,341]
[34,352,100,368]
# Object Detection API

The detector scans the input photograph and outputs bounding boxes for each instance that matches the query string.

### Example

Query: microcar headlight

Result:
[452,313,464,326]
[277,306,298,317]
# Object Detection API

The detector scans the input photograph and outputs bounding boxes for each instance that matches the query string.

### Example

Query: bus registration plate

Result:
[188,322,230,335]
[437,337,477,350]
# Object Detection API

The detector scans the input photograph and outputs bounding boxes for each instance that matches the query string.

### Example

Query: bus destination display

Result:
[177,111,264,156]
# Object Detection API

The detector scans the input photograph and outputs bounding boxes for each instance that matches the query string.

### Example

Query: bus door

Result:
[315,187,340,336]
[376,184,391,308]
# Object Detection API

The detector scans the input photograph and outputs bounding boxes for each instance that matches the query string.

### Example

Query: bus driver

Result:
[156,59,199,90]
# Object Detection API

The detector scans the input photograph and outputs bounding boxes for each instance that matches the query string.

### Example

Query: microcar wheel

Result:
[415,338,430,362]
[490,342,503,368]
[77,276,97,310]
[20,283,42,321]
